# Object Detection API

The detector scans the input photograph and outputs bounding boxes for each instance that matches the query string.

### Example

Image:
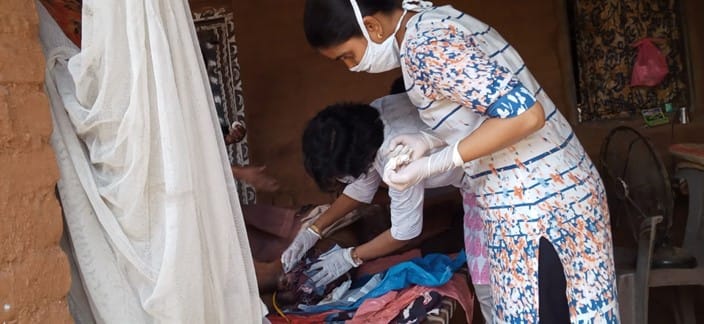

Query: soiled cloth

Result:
[267,252,471,323]
[292,251,467,314]
[296,274,383,312]
[274,246,353,311]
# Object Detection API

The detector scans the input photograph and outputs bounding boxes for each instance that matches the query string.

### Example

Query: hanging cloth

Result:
[37,0,264,322]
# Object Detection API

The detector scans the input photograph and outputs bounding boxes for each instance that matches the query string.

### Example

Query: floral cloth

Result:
[571,0,688,121]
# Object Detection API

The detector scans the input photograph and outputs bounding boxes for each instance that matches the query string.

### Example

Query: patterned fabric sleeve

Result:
[404,24,536,119]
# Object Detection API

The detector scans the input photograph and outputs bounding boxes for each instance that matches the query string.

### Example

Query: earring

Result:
[377,33,383,39]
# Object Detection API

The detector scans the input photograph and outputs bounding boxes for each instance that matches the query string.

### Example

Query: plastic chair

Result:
[617,145,704,324]
[616,215,662,324]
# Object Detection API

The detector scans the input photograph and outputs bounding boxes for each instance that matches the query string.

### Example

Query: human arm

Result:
[350,178,426,260]
[386,26,545,190]
[313,169,383,230]
[281,170,380,272]
[310,194,362,232]
[280,194,362,272]
[385,101,544,191]
[385,103,544,190]
[384,131,447,161]
[455,101,544,162]
[343,158,455,262]
[354,229,409,261]
[309,181,425,286]
[309,230,408,287]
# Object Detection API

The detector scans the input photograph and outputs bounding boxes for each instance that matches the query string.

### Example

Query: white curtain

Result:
[37,0,264,322]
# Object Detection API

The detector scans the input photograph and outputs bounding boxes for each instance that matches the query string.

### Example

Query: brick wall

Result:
[0,1,72,323]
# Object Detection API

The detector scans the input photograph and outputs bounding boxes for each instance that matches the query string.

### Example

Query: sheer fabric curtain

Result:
[38,0,264,322]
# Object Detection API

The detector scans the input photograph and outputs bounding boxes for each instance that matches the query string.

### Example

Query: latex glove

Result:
[281,227,321,273]
[384,144,413,175]
[385,131,447,161]
[384,142,464,191]
[309,247,359,287]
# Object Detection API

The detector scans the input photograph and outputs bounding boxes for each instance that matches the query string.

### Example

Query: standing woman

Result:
[302,0,619,323]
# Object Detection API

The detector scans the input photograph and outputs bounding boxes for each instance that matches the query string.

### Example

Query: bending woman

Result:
[302,0,619,322]
[281,93,464,287]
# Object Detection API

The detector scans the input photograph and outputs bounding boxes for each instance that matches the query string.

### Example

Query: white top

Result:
[343,93,463,240]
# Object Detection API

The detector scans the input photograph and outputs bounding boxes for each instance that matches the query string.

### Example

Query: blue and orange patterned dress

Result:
[399,5,619,323]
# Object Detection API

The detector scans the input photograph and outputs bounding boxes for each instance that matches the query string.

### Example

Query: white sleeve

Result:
[388,183,424,240]
[342,169,382,204]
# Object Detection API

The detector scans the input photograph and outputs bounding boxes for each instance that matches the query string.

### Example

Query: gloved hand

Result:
[309,247,360,288]
[385,131,447,161]
[281,227,321,273]
[384,141,464,191]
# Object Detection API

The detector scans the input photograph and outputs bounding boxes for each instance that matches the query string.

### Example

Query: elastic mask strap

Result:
[349,0,408,41]
[393,10,408,35]
[349,0,372,41]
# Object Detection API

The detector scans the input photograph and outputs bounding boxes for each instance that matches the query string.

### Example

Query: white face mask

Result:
[348,0,407,73]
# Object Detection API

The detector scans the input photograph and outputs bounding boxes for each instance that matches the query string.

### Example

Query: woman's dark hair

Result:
[303,0,401,49]
[302,103,384,192]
